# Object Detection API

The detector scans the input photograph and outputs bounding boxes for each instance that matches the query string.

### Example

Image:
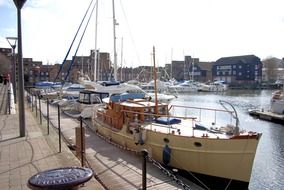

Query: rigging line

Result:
[119,0,142,66]
[63,1,97,84]
[53,0,94,83]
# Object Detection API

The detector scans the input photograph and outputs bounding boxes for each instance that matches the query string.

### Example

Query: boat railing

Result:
[122,109,197,120]
[168,104,235,126]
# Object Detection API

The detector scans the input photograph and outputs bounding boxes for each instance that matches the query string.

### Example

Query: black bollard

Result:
[58,104,61,153]
[141,149,148,190]
[47,98,49,135]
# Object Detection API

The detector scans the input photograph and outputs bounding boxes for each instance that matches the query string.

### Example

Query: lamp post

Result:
[6,37,18,104]
[13,0,27,137]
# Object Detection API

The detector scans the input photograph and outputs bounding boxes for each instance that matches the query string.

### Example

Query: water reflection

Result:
[171,90,284,190]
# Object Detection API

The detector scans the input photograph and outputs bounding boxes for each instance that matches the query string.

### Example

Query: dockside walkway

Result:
[0,83,104,190]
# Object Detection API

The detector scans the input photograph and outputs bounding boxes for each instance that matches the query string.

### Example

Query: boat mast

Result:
[81,55,83,75]
[183,49,186,80]
[171,48,173,79]
[120,37,123,81]
[93,0,98,81]
[153,46,158,114]
[191,56,194,81]
[112,0,118,81]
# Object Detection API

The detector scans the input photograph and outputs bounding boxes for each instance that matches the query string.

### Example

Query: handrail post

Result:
[58,104,61,153]
[7,89,11,114]
[35,95,38,118]
[31,94,34,112]
[47,98,49,135]
[39,95,42,125]
[80,116,84,167]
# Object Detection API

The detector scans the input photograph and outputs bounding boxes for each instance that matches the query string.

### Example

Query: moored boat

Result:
[248,89,284,124]
[168,80,200,93]
[62,89,108,118]
[91,94,261,189]
[270,89,284,114]
[198,80,228,92]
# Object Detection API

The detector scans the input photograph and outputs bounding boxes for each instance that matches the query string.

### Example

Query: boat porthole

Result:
[163,138,170,143]
[194,142,202,147]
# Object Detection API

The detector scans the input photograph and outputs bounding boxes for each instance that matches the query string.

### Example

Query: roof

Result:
[215,55,261,65]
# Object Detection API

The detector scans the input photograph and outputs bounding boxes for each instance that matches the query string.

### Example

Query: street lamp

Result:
[6,37,18,104]
[13,0,27,137]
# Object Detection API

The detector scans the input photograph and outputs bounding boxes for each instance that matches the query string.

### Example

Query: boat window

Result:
[79,93,90,104]
[90,94,102,104]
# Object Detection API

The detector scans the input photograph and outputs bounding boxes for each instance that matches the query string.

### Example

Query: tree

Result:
[262,56,280,82]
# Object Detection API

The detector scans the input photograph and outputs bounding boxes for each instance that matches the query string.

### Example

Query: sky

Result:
[0,0,284,67]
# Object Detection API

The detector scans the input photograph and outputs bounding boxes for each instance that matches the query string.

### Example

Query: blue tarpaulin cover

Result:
[155,117,181,125]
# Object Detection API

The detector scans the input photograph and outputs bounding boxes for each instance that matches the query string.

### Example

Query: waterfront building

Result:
[213,55,262,87]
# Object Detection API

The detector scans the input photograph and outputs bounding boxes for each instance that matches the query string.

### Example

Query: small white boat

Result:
[168,80,200,93]
[147,92,176,103]
[61,90,108,118]
[198,80,228,92]
[140,80,169,93]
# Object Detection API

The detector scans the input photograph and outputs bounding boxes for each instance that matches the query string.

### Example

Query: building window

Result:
[239,72,242,76]
[239,65,242,69]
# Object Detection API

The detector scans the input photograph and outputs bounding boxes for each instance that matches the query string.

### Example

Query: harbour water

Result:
[171,90,284,190]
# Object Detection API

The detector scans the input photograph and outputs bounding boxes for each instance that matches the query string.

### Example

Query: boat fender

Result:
[133,128,144,145]
[163,144,171,165]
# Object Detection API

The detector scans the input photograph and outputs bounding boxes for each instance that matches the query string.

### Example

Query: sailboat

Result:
[91,47,262,189]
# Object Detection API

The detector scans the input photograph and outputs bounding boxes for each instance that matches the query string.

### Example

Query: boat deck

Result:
[143,120,231,139]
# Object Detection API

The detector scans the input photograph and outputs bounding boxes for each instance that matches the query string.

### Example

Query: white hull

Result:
[168,86,198,93]
[198,84,228,92]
